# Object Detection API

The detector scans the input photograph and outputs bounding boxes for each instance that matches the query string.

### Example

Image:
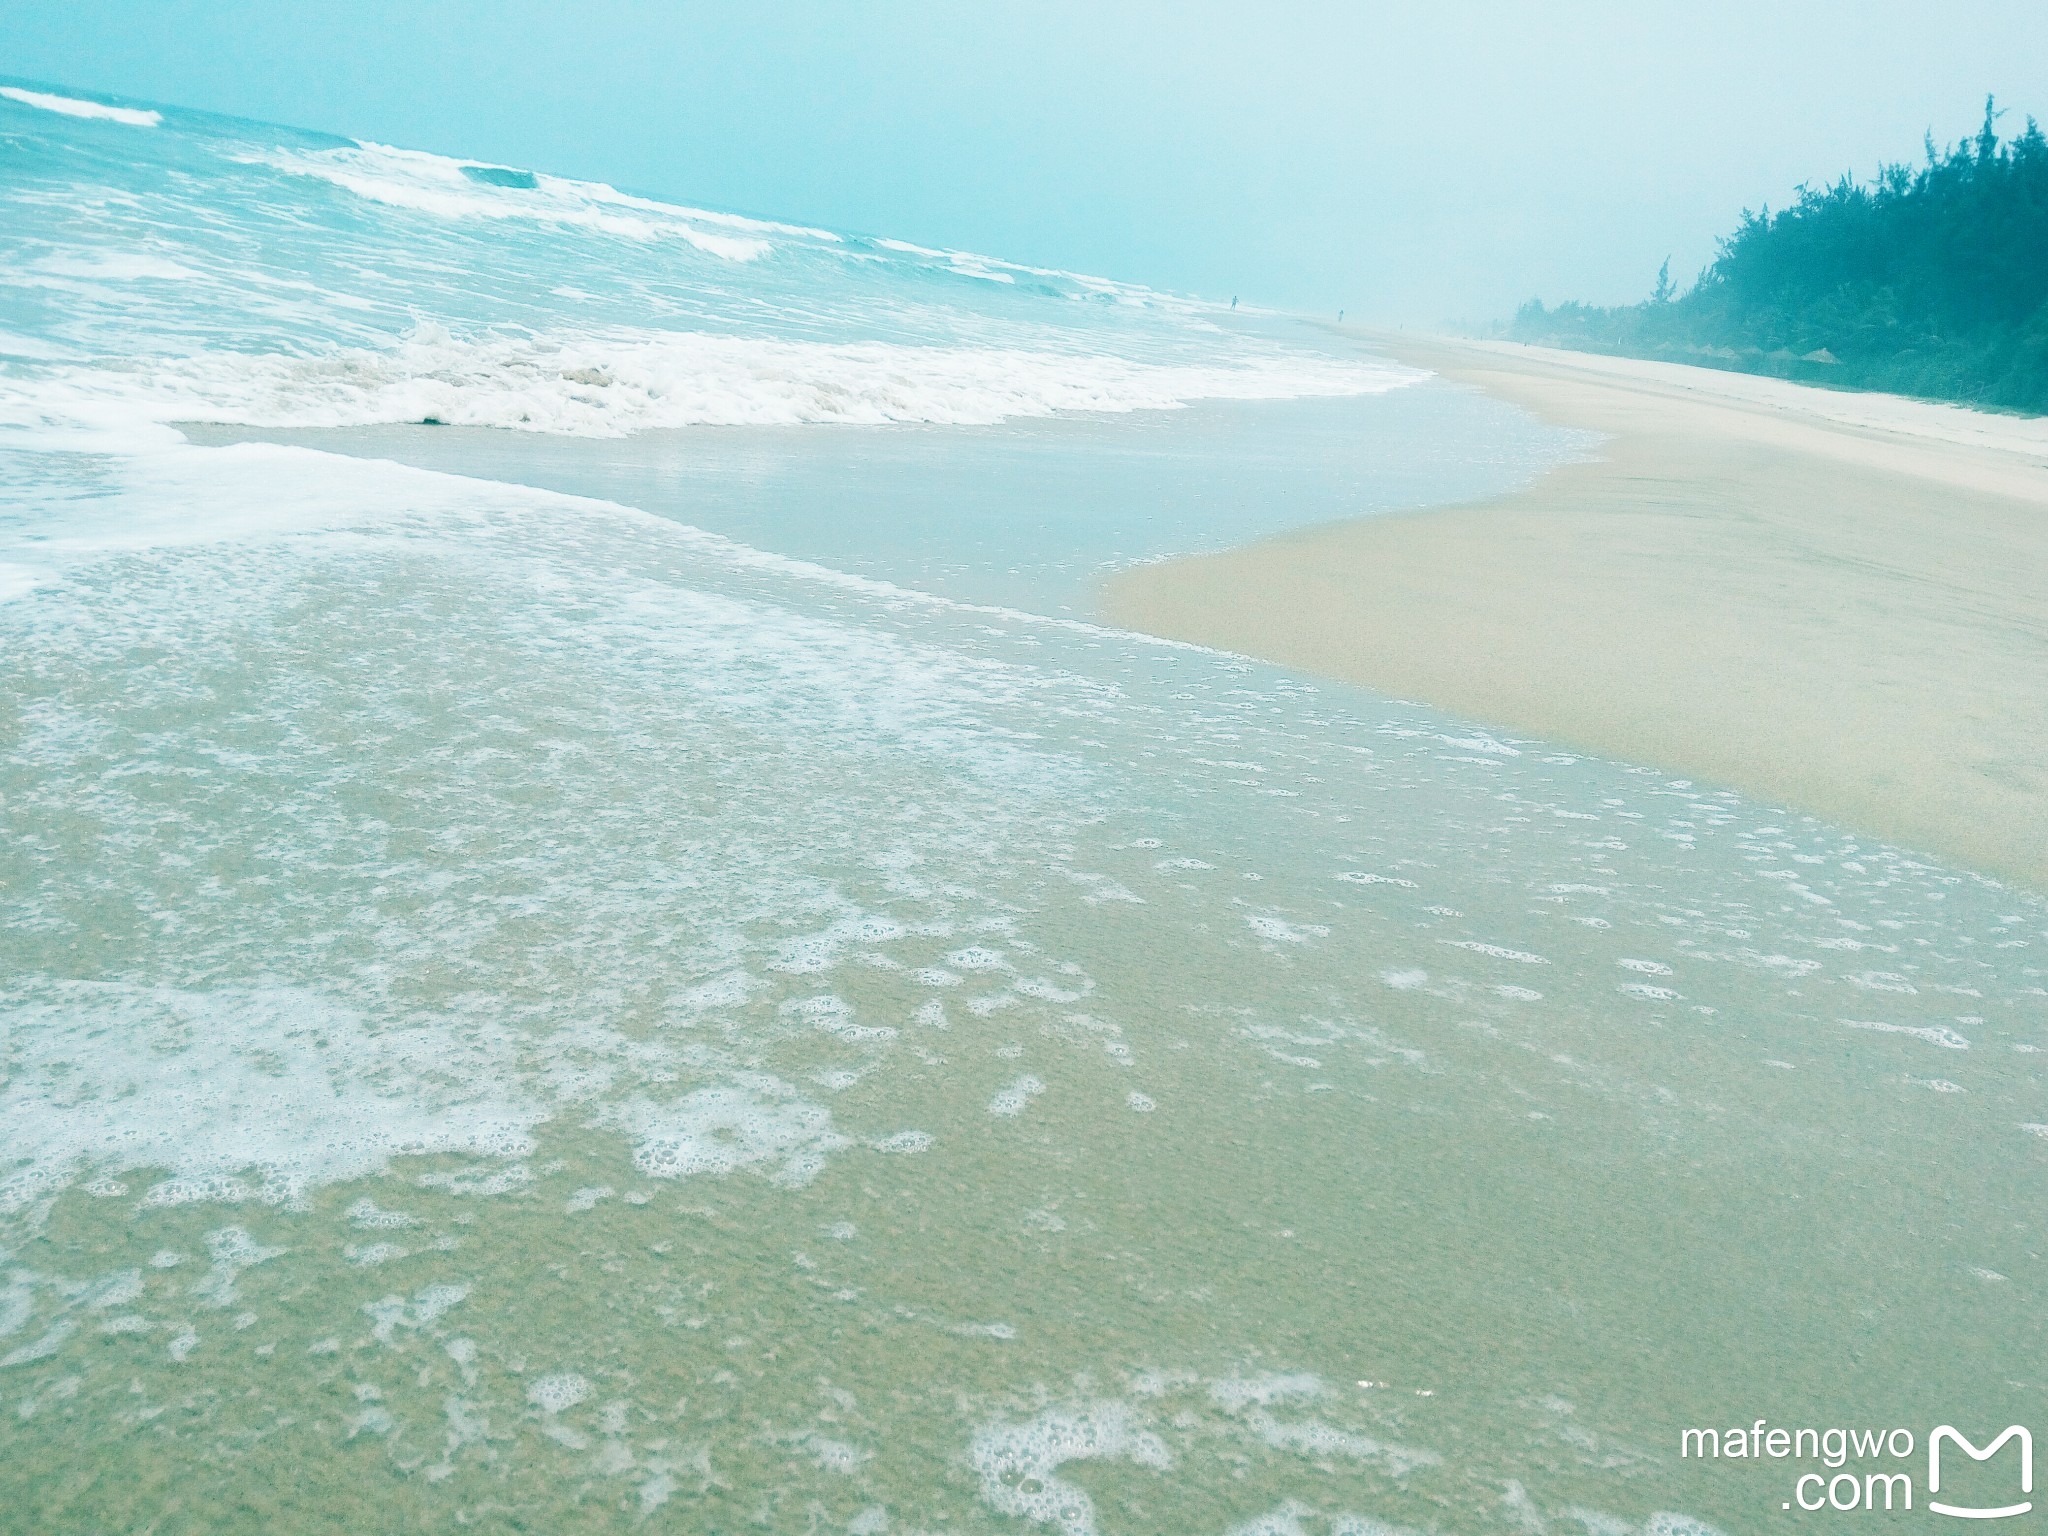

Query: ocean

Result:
[2,79,2044,1535]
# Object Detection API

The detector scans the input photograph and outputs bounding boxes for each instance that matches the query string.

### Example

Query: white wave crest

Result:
[24,323,1417,439]
[0,86,161,128]
[252,141,827,259]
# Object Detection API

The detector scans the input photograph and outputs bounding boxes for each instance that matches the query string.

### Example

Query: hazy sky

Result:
[7,2,2046,321]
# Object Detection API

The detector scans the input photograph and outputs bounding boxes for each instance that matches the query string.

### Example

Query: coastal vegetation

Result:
[1510,100,2048,412]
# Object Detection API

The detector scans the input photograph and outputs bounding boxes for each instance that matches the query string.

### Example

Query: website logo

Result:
[1929,1425,2032,1520]
[1680,1418,2037,1517]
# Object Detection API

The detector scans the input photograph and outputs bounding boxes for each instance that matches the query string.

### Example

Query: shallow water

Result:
[181,379,1586,615]
[5,78,2048,1536]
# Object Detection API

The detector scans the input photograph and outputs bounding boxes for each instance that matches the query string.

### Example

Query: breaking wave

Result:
[20,322,1418,438]
[250,140,816,258]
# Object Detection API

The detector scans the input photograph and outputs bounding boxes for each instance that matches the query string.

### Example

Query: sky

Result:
[5,1,2046,322]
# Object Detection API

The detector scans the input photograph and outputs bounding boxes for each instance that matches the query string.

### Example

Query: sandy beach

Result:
[1103,337,2048,892]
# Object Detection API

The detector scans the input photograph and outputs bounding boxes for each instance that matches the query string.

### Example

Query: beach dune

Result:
[1104,337,2048,892]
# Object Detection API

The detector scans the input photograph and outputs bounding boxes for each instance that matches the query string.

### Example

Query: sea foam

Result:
[6,322,1413,441]
[251,141,814,256]
[0,982,543,1217]
[0,86,162,128]
[598,1077,849,1187]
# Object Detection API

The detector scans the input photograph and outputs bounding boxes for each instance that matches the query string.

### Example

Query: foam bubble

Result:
[1127,1368,1199,1396]
[0,981,543,1216]
[84,1269,144,1310]
[347,1199,421,1230]
[1442,941,1548,964]
[871,1131,933,1155]
[782,995,897,1044]
[947,947,1009,972]
[1248,1411,1438,1476]
[1246,915,1329,944]
[988,1076,1046,1117]
[190,1227,285,1308]
[1208,1373,1326,1413]
[600,1076,849,1187]
[528,1372,592,1413]
[969,1402,1172,1536]
[797,1433,872,1473]
[1228,1507,1409,1536]
[1842,1019,1969,1049]
[950,1320,1016,1340]
[364,1283,468,1344]
[1437,733,1520,756]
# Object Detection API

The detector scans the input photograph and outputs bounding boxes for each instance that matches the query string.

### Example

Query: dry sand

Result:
[1102,337,2048,892]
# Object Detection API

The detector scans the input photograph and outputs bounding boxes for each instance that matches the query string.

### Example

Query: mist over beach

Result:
[3,7,2047,1533]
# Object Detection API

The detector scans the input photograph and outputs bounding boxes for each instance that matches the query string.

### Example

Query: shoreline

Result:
[173,382,1563,619]
[1102,336,2048,892]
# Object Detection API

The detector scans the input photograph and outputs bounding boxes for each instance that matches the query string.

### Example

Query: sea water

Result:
[3,79,2045,1536]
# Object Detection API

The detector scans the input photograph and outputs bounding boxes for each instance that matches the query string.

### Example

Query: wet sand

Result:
[1103,336,2048,891]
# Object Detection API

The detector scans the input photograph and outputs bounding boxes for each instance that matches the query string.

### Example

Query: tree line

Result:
[1509,99,2048,413]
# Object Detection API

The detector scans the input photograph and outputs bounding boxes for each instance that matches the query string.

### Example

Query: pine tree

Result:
[1507,99,2048,412]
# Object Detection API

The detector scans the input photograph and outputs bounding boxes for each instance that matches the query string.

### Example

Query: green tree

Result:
[1507,98,2048,413]
[1651,258,1674,304]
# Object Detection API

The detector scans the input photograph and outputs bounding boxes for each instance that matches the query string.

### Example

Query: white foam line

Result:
[248,142,810,255]
[1841,1019,1969,1049]
[273,454,1261,660]
[32,323,1415,436]
[3,432,1229,661]
[0,86,161,128]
